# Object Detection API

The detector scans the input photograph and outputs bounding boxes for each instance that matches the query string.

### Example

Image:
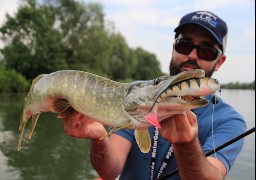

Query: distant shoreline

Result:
[221,81,255,89]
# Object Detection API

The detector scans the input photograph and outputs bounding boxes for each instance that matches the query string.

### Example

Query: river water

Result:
[0,89,255,180]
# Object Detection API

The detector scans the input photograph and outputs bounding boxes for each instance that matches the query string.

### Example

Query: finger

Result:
[159,116,179,142]
[66,114,92,136]
[171,113,191,131]
[185,110,197,127]
[66,113,81,128]
[160,116,177,134]
[78,113,86,121]
[61,118,71,132]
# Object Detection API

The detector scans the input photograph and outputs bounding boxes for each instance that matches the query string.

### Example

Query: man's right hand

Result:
[61,113,126,179]
[61,113,107,140]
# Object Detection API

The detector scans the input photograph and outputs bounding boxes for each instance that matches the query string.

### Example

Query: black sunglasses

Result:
[174,38,222,61]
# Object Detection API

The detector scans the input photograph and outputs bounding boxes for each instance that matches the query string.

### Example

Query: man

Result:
[62,11,246,180]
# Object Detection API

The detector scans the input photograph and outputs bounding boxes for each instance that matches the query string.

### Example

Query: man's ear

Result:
[214,55,226,71]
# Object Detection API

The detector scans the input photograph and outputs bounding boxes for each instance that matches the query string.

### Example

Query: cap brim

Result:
[174,23,223,47]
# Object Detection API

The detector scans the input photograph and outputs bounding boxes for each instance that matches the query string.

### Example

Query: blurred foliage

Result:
[0,0,165,93]
[221,81,255,90]
[0,62,29,93]
[132,47,163,80]
[0,0,68,80]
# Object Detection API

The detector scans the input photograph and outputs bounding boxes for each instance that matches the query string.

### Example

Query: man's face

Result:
[169,25,226,77]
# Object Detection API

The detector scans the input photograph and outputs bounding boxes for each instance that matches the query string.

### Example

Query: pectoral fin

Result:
[50,99,70,113]
[134,128,151,153]
[57,106,78,118]
[99,123,132,140]
[50,99,78,118]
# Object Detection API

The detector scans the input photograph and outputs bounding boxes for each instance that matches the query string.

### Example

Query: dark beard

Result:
[168,58,216,77]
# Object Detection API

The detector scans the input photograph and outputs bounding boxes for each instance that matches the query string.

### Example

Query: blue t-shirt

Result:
[114,94,246,180]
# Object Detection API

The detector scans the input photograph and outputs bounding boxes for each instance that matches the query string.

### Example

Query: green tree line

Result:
[1,0,254,93]
[0,0,164,93]
[222,81,255,89]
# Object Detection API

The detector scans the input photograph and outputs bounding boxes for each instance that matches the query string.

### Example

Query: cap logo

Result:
[191,11,218,27]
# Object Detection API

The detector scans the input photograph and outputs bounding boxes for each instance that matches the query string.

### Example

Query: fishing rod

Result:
[159,126,255,180]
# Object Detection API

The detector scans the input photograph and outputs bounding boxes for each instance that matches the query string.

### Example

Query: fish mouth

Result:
[151,69,206,99]
[172,95,209,106]
[144,69,220,128]
[152,69,219,107]
[125,69,220,128]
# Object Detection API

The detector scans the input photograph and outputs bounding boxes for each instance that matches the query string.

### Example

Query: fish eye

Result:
[153,78,161,86]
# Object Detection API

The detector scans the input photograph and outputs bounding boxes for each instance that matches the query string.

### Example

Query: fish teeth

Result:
[179,96,187,102]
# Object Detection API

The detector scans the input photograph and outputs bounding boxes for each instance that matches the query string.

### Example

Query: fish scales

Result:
[29,71,131,126]
[18,69,221,153]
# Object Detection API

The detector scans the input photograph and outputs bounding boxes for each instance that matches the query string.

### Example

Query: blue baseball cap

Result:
[174,11,228,53]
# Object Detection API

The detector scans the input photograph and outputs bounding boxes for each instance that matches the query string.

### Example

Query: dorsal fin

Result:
[25,74,47,101]
[32,74,46,85]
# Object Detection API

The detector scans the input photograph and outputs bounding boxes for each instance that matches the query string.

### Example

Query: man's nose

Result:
[188,48,198,61]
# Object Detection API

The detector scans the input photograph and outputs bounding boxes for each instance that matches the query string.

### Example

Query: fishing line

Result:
[159,126,256,180]
[211,93,218,158]
[211,89,221,158]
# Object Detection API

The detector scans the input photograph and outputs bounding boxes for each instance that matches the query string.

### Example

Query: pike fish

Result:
[17,69,220,153]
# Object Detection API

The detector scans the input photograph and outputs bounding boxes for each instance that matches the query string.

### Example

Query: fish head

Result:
[124,69,220,128]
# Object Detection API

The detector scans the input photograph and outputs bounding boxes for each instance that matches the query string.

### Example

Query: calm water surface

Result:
[0,89,255,180]
[221,90,255,180]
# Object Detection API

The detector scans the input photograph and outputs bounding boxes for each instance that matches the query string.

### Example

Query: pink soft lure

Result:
[145,112,161,128]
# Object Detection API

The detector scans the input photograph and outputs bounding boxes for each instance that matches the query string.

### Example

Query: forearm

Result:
[173,138,223,180]
[90,138,121,180]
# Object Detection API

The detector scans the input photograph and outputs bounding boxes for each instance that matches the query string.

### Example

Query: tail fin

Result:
[17,110,31,151]
[17,74,46,151]
[28,113,41,139]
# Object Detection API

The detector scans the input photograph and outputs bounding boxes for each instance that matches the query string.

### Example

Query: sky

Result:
[0,0,255,84]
